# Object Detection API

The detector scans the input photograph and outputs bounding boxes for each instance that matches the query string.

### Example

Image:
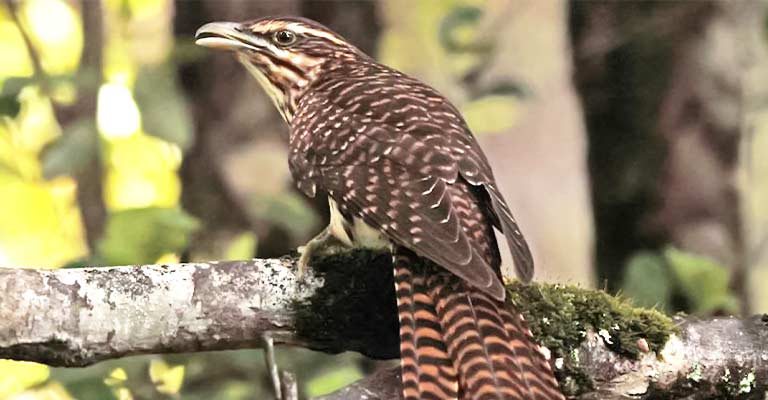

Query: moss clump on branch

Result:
[291,249,677,394]
[506,281,677,395]
[291,249,400,359]
[506,281,676,359]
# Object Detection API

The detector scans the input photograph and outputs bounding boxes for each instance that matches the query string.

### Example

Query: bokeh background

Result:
[0,0,767,398]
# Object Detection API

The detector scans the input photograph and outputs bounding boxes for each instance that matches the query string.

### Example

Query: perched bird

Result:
[196,17,563,400]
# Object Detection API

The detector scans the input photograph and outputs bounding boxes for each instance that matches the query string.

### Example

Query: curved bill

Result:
[195,21,259,51]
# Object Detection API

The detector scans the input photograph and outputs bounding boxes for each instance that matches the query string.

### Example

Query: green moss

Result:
[290,249,678,395]
[507,281,677,396]
[506,281,676,359]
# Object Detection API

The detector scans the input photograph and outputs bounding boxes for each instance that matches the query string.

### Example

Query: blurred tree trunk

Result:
[475,0,594,285]
[571,1,767,312]
[72,0,107,253]
[301,1,380,56]
[742,6,768,313]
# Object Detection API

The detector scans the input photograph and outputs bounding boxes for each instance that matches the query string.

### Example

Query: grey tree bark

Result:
[1,254,766,399]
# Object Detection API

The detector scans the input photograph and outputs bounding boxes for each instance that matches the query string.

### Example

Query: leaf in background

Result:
[102,132,182,210]
[103,367,127,387]
[0,75,77,118]
[223,232,258,260]
[460,95,521,135]
[133,65,193,150]
[252,192,319,241]
[0,360,50,397]
[13,381,74,399]
[41,118,98,179]
[104,367,132,400]
[477,81,530,99]
[1,77,37,97]
[665,247,739,314]
[305,365,363,398]
[155,253,180,264]
[97,207,199,265]
[0,95,22,117]
[0,77,35,118]
[149,359,185,395]
[438,6,489,54]
[0,177,87,267]
[620,251,672,311]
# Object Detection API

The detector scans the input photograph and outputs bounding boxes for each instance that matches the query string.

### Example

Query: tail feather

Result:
[429,273,522,400]
[394,249,564,400]
[394,252,459,400]
[498,307,563,399]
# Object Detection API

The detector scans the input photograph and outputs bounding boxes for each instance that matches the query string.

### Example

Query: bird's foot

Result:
[296,227,345,277]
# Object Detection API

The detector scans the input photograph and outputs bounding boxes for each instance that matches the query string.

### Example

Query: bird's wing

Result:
[289,72,532,288]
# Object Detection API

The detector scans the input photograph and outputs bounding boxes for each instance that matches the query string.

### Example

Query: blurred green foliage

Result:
[1,0,214,398]
[97,207,198,265]
[620,251,672,311]
[134,65,193,150]
[41,118,98,179]
[621,247,739,315]
[0,0,370,397]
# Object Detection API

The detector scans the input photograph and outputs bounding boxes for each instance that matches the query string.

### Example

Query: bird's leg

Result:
[296,225,346,277]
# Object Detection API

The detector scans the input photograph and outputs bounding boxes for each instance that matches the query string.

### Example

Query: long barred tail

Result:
[394,249,564,400]
[394,251,460,399]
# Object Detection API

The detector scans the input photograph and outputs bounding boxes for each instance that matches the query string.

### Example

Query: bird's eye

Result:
[273,30,298,46]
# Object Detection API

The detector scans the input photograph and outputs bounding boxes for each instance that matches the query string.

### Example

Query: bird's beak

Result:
[195,21,256,51]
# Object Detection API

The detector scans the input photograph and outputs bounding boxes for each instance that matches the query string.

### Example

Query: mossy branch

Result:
[1,250,766,399]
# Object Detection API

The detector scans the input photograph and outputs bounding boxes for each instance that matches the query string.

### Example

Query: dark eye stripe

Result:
[268,54,306,79]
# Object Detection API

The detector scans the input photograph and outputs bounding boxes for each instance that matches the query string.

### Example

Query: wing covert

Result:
[289,68,533,290]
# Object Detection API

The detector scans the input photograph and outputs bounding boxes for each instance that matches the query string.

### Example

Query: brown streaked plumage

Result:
[196,16,563,400]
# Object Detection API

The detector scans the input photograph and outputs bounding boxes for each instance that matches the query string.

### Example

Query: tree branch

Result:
[1,250,766,399]
[0,258,319,366]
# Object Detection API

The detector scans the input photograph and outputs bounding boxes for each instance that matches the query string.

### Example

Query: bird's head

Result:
[195,16,365,122]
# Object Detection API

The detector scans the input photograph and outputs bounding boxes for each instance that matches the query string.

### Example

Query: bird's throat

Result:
[238,53,294,123]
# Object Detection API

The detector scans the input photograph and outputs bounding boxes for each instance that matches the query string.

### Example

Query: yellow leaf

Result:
[103,367,128,387]
[149,359,185,395]
[9,381,73,400]
[0,360,49,397]
[223,232,258,260]
[114,387,133,400]
[20,0,83,74]
[461,95,522,135]
[148,359,169,382]
[155,253,180,264]
[157,366,185,395]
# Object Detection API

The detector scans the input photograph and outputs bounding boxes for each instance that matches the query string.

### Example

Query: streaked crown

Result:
[196,17,367,122]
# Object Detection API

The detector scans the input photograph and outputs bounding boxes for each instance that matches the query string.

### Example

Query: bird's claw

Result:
[296,247,312,279]
[295,226,343,277]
